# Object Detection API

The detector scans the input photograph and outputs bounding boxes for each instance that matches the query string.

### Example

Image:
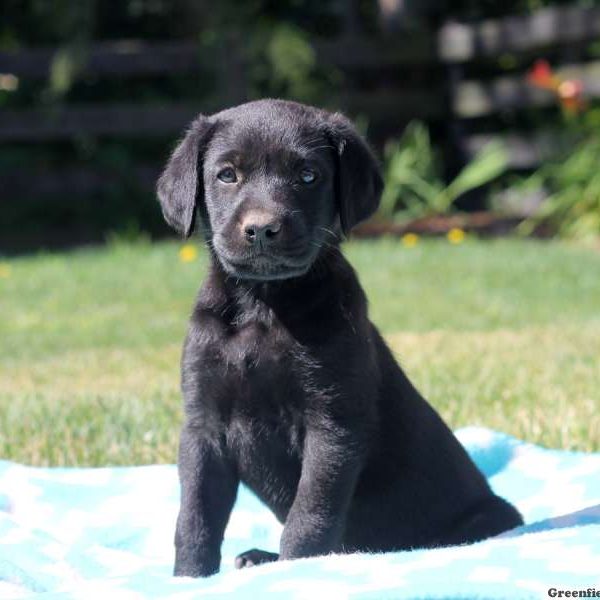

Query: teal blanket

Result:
[1,428,599,599]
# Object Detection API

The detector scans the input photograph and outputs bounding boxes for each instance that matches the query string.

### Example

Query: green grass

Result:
[1,237,599,466]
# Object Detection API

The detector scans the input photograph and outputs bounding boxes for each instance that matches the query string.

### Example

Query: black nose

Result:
[241,212,282,245]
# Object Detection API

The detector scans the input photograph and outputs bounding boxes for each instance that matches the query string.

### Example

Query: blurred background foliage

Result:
[380,122,508,220]
[2,0,600,250]
[517,108,600,241]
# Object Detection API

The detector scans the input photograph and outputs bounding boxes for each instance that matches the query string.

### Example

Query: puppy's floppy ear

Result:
[157,114,216,237]
[325,113,384,236]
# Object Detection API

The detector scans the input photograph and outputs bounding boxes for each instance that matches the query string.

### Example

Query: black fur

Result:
[157,99,523,578]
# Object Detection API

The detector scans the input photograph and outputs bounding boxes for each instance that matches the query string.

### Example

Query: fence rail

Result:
[437,5,600,62]
[455,61,600,118]
[3,165,158,198]
[0,41,202,79]
[0,104,200,142]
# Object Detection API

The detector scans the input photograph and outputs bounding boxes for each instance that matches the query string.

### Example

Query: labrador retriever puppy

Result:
[157,99,523,577]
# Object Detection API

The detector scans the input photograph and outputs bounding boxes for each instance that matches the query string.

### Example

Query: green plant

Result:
[379,121,507,221]
[519,133,600,241]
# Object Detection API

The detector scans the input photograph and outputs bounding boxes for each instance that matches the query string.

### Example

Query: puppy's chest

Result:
[222,321,315,477]
[226,323,308,426]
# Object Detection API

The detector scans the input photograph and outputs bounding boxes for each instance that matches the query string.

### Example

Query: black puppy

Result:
[157,99,523,578]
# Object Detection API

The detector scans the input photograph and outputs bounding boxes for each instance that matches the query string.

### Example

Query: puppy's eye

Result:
[217,167,237,184]
[299,168,317,185]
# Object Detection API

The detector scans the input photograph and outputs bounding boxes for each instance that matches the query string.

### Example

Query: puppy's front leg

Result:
[174,423,238,577]
[280,428,364,560]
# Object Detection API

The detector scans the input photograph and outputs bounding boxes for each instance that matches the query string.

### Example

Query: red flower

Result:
[527,59,555,88]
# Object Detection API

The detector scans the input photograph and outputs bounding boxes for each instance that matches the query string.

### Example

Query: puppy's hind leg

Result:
[235,548,279,569]
[442,495,524,546]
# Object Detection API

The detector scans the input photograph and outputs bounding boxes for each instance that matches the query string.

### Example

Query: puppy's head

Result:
[157,99,382,281]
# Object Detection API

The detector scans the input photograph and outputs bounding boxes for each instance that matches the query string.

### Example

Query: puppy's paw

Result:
[234,548,279,569]
[174,545,220,578]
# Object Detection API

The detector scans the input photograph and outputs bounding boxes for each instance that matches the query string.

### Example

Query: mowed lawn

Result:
[1,237,599,466]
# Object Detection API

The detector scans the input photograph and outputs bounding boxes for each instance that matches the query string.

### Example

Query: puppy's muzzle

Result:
[240,210,282,249]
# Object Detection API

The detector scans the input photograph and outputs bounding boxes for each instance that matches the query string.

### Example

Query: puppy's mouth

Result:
[213,242,316,281]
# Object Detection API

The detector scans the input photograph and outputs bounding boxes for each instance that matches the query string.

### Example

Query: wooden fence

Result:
[1,4,599,210]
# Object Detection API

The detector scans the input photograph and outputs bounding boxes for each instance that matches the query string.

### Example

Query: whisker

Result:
[317,226,338,240]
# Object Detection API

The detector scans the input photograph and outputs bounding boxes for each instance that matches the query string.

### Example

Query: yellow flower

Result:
[179,244,198,263]
[447,228,466,244]
[0,263,11,278]
[401,233,419,248]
